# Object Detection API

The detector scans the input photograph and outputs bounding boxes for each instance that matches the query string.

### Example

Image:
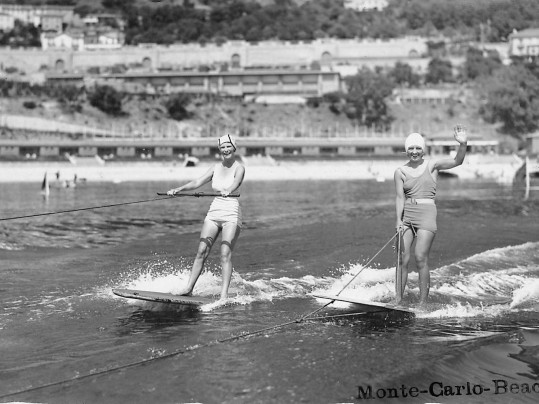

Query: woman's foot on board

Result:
[217,297,231,305]
[413,300,431,313]
[392,296,410,308]
[219,293,229,301]
[176,288,193,296]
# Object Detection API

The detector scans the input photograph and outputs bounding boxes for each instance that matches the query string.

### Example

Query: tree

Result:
[389,62,420,87]
[52,84,84,113]
[323,91,345,115]
[101,0,134,12]
[1,20,41,48]
[74,4,100,17]
[479,65,539,136]
[89,85,123,116]
[425,58,453,84]
[462,47,502,81]
[344,68,395,130]
[166,93,191,121]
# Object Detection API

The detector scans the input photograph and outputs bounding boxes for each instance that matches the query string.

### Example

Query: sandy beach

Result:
[1,154,522,184]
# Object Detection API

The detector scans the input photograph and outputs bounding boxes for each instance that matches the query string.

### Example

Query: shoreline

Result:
[1,155,522,184]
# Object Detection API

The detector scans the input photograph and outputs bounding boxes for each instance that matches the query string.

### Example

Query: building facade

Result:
[527,132,539,155]
[0,135,497,160]
[46,69,342,98]
[41,14,64,33]
[41,31,84,51]
[508,28,539,58]
[0,37,429,75]
[0,11,14,31]
[393,87,466,105]
[0,3,74,27]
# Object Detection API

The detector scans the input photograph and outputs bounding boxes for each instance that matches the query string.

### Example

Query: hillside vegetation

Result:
[0,45,535,151]
[0,82,518,154]
[4,0,539,44]
[2,0,539,148]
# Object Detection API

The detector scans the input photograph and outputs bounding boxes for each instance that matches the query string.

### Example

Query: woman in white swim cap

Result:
[394,125,468,306]
[167,134,245,300]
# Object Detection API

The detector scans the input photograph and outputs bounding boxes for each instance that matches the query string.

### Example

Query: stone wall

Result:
[0,37,429,74]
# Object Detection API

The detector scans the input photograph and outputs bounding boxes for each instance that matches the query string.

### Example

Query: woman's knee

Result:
[221,241,233,258]
[220,251,232,265]
[195,242,210,259]
[415,252,429,267]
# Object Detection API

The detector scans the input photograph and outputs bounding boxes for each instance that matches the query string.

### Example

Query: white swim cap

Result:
[218,134,237,151]
[405,133,425,150]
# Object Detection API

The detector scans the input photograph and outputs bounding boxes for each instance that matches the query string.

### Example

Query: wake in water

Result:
[109,257,333,312]
[311,241,539,319]
[108,242,539,318]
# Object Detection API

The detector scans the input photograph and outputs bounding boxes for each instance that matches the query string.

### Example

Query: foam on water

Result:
[309,241,539,318]
[0,241,24,251]
[436,241,539,275]
[106,241,539,317]
[108,258,327,311]
[510,279,539,309]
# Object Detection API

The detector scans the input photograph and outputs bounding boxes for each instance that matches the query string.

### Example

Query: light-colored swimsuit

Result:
[401,162,437,233]
[205,161,243,228]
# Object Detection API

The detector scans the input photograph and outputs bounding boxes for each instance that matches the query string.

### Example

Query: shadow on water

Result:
[305,307,416,333]
[303,307,539,346]
[115,305,204,336]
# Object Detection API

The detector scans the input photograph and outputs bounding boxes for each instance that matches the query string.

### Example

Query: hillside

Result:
[0,90,519,152]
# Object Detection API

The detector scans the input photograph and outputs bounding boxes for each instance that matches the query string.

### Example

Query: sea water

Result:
[0,177,538,404]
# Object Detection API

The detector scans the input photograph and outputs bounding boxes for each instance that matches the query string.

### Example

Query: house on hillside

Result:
[508,28,539,58]
[40,27,124,51]
[41,14,64,33]
[82,13,125,31]
[527,132,539,155]
[41,30,84,51]
[84,28,124,50]
[0,12,14,32]
[477,42,511,65]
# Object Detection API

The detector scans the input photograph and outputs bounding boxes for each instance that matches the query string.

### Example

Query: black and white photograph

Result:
[1,0,539,403]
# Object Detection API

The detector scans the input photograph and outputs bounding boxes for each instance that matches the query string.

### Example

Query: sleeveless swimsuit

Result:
[205,161,243,228]
[401,161,437,233]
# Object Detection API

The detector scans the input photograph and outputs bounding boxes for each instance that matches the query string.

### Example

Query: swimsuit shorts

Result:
[403,203,437,234]
[205,197,242,228]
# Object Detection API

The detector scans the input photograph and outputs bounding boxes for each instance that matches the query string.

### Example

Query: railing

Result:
[1,113,492,142]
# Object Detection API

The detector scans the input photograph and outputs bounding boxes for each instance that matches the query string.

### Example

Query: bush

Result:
[306,97,320,108]
[23,100,37,109]
[166,93,191,121]
[88,85,123,115]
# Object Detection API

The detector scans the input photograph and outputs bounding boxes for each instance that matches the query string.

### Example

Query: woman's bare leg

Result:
[397,228,415,303]
[218,224,241,300]
[414,229,436,305]
[178,220,220,295]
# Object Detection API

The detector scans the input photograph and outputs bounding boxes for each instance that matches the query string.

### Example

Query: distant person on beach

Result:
[167,134,245,300]
[394,125,468,306]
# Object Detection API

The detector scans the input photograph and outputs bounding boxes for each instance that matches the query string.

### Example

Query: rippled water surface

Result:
[0,176,539,404]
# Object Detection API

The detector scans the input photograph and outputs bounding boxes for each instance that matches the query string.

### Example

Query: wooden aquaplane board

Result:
[113,288,214,306]
[312,293,414,315]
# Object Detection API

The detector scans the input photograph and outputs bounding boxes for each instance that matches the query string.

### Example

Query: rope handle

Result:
[157,192,240,197]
